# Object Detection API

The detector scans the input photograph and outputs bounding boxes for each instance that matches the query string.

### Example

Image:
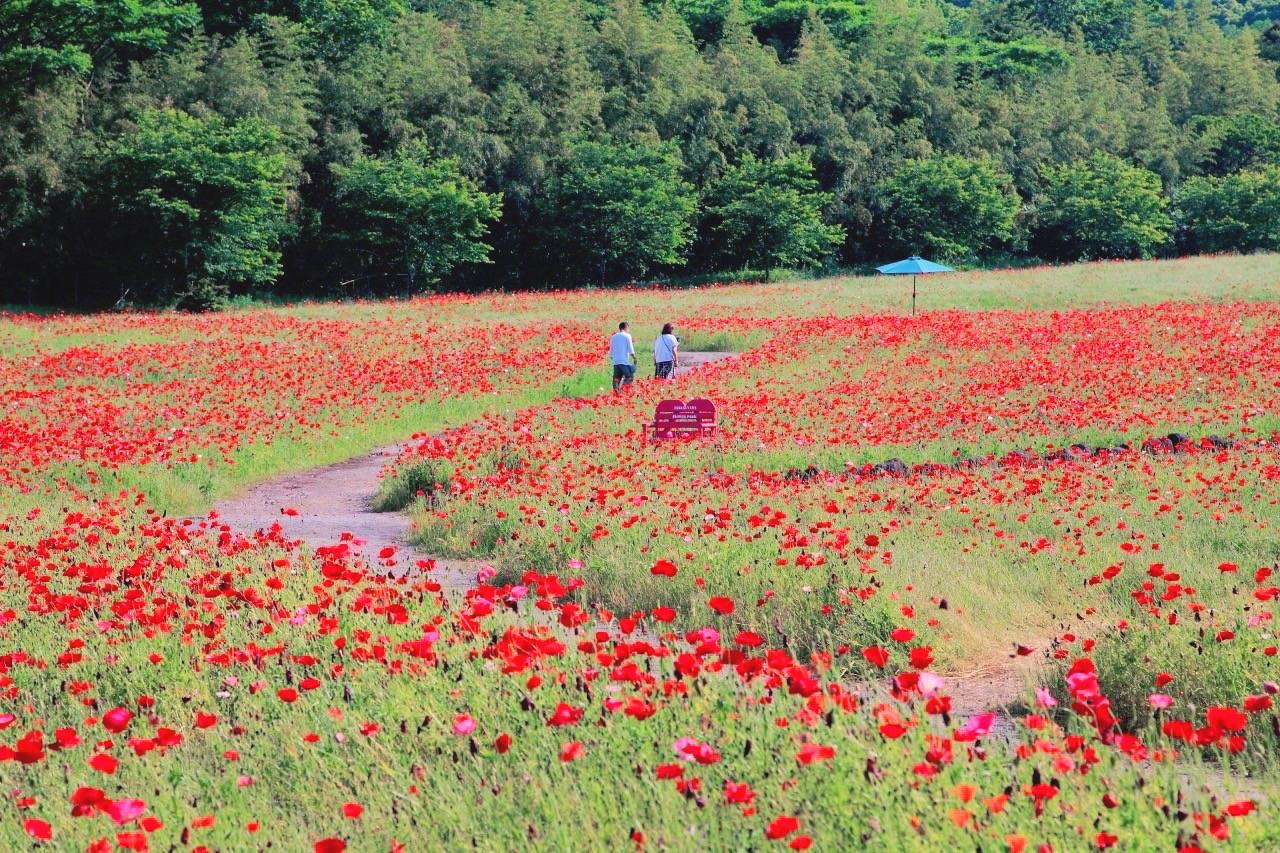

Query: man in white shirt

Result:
[653,322,679,380]
[609,322,636,391]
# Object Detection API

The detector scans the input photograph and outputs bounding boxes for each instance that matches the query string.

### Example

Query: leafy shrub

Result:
[702,153,845,278]
[1176,166,1280,254]
[331,143,501,293]
[1190,113,1280,177]
[372,459,453,512]
[1031,153,1172,261]
[538,140,696,285]
[878,154,1020,262]
[88,108,291,309]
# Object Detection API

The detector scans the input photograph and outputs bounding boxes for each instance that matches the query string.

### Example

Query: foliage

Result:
[0,80,80,243]
[878,154,1020,261]
[298,0,406,62]
[4,0,1280,306]
[1032,152,1172,260]
[331,143,501,292]
[1203,0,1280,27]
[538,139,697,284]
[0,0,200,86]
[673,0,873,49]
[87,108,291,309]
[703,153,846,275]
[1191,112,1280,176]
[748,0,874,54]
[1000,0,1146,52]
[1264,22,1280,65]
[1176,165,1280,253]
[924,35,1069,81]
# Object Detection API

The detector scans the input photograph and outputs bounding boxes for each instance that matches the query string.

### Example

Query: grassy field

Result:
[0,254,1278,850]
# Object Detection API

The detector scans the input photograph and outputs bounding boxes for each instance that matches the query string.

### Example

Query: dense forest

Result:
[2,0,1280,308]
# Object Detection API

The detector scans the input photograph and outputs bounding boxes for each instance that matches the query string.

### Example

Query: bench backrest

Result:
[653,399,683,421]
[687,398,716,427]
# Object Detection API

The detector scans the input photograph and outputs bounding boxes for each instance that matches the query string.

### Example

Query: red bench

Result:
[645,398,717,441]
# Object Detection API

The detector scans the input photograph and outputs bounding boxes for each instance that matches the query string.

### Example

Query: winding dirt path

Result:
[210,351,737,586]
[209,348,1050,716]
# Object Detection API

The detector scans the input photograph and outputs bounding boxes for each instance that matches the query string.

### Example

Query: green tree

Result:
[593,1,711,148]
[0,0,199,87]
[703,153,845,277]
[298,0,405,63]
[1190,113,1280,176]
[878,154,1020,261]
[5,0,1280,307]
[538,140,696,284]
[88,108,291,308]
[120,20,317,163]
[926,34,1070,83]
[1032,152,1172,260]
[1263,22,1280,69]
[196,1,295,36]
[331,143,501,292]
[453,0,604,286]
[789,14,880,234]
[1167,7,1280,125]
[0,80,83,302]
[706,8,799,167]
[325,11,484,166]
[1175,165,1280,253]
[1000,0,1141,52]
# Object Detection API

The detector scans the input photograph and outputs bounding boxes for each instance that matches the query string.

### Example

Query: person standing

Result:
[653,322,679,379]
[609,321,636,391]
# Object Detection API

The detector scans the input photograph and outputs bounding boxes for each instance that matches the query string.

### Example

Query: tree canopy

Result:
[538,140,697,285]
[1176,165,1280,253]
[878,155,1021,262]
[2,0,1280,307]
[331,144,502,292]
[704,154,846,275]
[85,108,291,309]
[0,0,199,86]
[1033,153,1173,261]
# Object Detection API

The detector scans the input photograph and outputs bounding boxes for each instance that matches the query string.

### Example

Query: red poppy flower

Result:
[708,596,735,615]
[861,646,890,668]
[23,818,52,841]
[650,559,677,577]
[102,707,133,734]
[765,815,799,840]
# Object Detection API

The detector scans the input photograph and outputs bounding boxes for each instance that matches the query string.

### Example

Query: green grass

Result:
[38,372,609,518]
[232,253,1279,333]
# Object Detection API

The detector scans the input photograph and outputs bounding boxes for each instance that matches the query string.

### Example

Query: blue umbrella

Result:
[876,256,954,316]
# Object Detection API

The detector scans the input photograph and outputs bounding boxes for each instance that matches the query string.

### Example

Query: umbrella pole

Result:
[912,275,917,317]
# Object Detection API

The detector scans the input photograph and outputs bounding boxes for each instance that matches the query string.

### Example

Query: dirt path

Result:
[210,443,454,578]
[209,347,1045,715]
[210,352,737,586]
[211,346,1041,708]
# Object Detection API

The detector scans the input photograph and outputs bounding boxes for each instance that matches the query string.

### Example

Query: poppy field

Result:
[2,255,1280,851]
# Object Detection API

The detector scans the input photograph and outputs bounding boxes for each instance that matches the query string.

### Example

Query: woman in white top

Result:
[653,323,679,379]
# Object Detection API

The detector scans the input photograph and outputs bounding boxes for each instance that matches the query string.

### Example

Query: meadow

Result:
[0,255,1278,851]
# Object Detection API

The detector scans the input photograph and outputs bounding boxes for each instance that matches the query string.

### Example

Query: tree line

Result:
[2,0,1279,309]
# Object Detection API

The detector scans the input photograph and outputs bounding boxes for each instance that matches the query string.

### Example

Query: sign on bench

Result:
[646,398,717,441]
